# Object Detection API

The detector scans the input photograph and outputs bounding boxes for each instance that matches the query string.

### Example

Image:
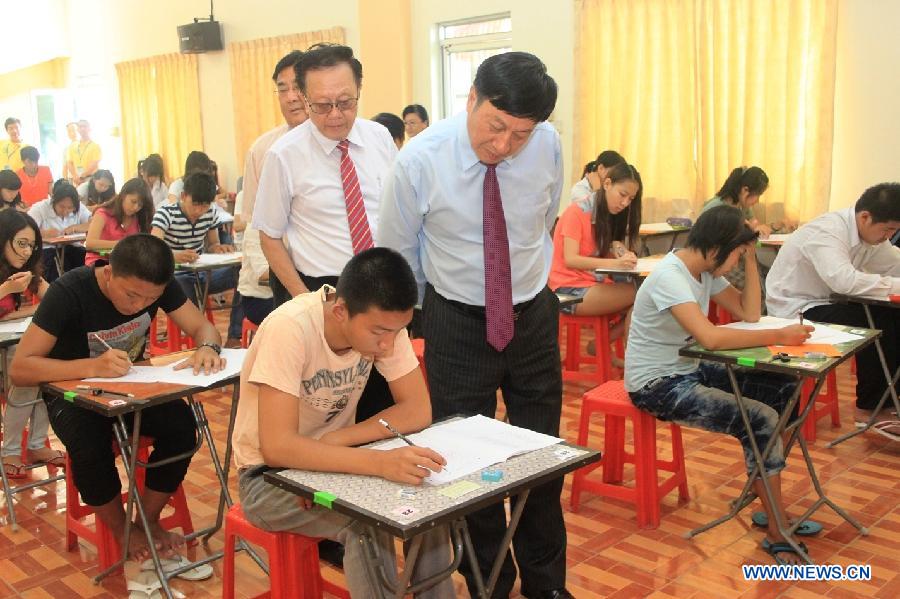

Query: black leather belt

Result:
[441,292,540,321]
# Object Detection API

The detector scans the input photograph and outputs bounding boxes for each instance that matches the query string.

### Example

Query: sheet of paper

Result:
[640,222,674,233]
[84,348,247,386]
[765,233,792,243]
[193,252,242,266]
[599,257,664,274]
[0,317,31,333]
[372,415,562,485]
[721,316,863,345]
[767,344,841,357]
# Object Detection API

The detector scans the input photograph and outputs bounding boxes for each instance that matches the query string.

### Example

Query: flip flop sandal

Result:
[127,571,186,599]
[30,449,67,467]
[141,554,214,581]
[761,538,809,565]
[2,462,28,480]
[872,420,900,442]
[751,511,822,536]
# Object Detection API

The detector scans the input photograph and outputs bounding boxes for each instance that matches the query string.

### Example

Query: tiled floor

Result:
[1,313,898,598]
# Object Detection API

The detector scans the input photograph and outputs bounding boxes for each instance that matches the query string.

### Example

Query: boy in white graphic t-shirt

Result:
[232,247,454,599]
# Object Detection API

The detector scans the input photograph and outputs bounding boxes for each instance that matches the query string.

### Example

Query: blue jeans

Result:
[176,267,243,339]
[629,362,800,477]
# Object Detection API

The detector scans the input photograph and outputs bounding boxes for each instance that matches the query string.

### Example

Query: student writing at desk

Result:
[625,206,815,564]
[0,211,61,479]
[231,248,454,598]
[766,183,900,430]
[10,234,225,562]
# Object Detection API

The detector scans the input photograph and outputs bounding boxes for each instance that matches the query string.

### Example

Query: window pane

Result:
[445,47,511,116]
[442,17,511,40]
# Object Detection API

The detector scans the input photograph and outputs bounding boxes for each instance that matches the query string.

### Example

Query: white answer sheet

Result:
[192,252,242,266]
[720,316,863,345]
[372,414,563,485]
[83,348,246,387]
[0,317,32,334]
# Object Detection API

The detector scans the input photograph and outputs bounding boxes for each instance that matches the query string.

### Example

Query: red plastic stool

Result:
[715,305,735,325]
[558,313,622,385]
[223,504,349,599]
[799,371,840,442]
[148,299,217,356]
[410,338,426,384]
[241,318,259,348]
[571,381,689,528]
[65,436,195,570]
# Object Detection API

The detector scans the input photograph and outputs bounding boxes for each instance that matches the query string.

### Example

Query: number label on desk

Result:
[393,505,419,520]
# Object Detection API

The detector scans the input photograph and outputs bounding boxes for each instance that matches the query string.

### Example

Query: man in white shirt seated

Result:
[766,183,900,428]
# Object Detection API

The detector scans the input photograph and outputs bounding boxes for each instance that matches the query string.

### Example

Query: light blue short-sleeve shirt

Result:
[625,252,731,391]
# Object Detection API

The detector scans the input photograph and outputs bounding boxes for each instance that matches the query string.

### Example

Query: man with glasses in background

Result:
[252,43,398,568]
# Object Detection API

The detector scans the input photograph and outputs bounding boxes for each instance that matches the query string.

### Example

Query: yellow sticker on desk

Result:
[439,480,482,499]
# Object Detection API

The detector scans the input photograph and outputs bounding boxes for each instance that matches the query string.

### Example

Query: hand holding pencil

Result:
[90,333,132,378]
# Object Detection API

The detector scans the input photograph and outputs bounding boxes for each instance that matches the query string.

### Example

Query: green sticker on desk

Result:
[313,491,336,509]
[737,357,756,367]
[63,391,77,402]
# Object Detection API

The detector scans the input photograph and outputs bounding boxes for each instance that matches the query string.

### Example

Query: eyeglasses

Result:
[275,83,302,97]
[12,238,38,252]
[306,97,359,114]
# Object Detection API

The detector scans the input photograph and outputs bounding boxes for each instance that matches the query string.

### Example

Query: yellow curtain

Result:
[116,53,202,183]
[574,0,838,223]
[228,27,345,168]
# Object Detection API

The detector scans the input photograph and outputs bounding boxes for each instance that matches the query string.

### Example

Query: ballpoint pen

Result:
[378,418,416,446]
[76,384,136,398]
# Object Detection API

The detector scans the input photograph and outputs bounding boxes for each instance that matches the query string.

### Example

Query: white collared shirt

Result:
[252,118,397,277]
[28,199,92,248]
[766,207,900,317]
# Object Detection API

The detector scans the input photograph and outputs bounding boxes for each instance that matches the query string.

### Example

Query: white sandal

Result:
[140,553,214,581]
[127,571,186,599]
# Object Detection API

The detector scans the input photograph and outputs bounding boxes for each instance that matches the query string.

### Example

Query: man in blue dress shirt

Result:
[379,52,570,599]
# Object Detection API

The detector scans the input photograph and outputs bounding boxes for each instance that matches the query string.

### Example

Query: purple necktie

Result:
[483,164,514,351]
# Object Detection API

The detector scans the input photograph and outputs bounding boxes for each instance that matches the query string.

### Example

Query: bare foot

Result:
[123,523,157,562]
[143,521,185,558]
[764,536,806,565]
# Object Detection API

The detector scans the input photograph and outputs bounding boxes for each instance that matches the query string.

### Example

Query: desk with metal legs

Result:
[678,325,880,563]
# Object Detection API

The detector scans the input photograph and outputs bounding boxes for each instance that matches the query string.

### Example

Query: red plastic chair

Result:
[241,318,259,348]
[223,504,349,599]
[799,371,840,442]
[558,313,623,386]
[65,436,195,571]
[571,381,689,528]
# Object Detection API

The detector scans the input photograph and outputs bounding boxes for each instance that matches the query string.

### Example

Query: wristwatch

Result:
[197,342,222,355]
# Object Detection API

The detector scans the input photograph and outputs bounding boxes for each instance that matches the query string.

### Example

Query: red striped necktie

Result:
[483,164,514,351]
[338,139,374,255]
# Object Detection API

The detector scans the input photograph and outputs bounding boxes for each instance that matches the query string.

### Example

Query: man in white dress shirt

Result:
[236,50,307,328]
[766,183,900,426]
[252,43,399,570]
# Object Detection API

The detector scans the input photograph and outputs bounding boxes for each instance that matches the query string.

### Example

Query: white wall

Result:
[830,0,900,210]
[0,0,69,74]
[58,0,360,187]
[409,0,576,189]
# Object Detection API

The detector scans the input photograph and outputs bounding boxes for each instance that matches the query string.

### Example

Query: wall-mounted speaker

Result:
[177,21,224,54]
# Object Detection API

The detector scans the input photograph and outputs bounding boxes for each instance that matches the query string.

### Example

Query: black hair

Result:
[4,117,20,130]
[109,234,174,285]
[295,44,362,95]
[0,210,43,298]
[51,181,81,211]
[591,163,643,255]
[20,146,39,163]
[86,170,116,205]
[472,52,557,122]
[102,178,153,233]
[139,153,165,180]
[0,170,24,210]
[715,166,769,205]
[272,50,304,81]
[182,171,217,205]
[183,150,212,178]
[371,113,404,144]
[581,150,626,178]
[336,247,417,317]
[687,205,760,269]
[854,183,900,224]
[401,104,429,124]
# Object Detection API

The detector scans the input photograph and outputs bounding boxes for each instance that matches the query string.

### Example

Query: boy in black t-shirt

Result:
[11,234,225,561]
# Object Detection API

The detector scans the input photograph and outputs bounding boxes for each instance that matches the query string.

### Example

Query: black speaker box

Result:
[178,21,224,54]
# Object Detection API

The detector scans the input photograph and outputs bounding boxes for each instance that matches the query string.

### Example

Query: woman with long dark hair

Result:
[85,178,153,266]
